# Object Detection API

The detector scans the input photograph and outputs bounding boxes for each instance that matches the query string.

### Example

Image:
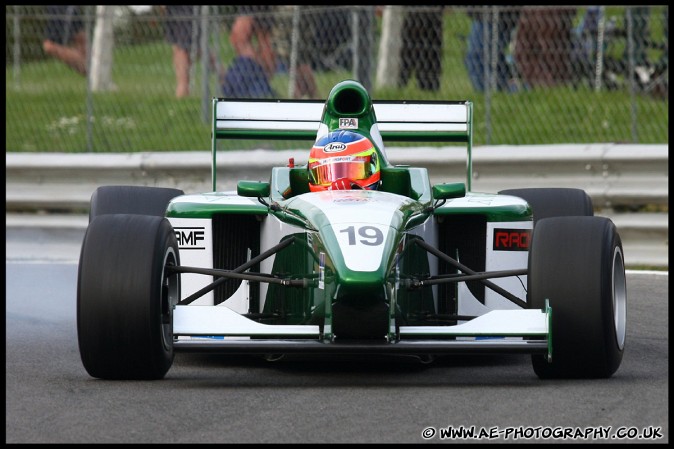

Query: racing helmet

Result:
[308,131,381,192]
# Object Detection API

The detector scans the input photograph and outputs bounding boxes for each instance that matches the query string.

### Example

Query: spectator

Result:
[42,5,87,76]
[163,5,198,98]
[398,6,444,91]
[658,5,667,71]
[514,6,577,88]
[299,6,375,92]
[272,6,318,99]
[311,9,351,72]
[464,6,521,92]
[222,6,277,98]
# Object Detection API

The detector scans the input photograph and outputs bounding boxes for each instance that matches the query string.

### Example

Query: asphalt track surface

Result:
[6,262,668,444]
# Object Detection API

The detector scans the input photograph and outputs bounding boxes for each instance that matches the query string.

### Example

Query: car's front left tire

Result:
[77,214,180,380]
[88,185,184,222]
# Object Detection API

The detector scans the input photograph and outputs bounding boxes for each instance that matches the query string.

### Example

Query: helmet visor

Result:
[308,155,374,186]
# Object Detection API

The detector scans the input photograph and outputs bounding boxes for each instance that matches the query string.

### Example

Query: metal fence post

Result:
[489,6,499,93]
[482,7,492,145]
[12,6,21,88]
[200,5,210,123]
[287,6,301,99]
[85,5,94,152]
[594,6,606,92]
[351,9,360,87]
[189,5,199,98]
[626,8,639,143]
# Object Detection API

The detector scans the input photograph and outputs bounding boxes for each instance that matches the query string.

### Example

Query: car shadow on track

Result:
[169,352,538,387]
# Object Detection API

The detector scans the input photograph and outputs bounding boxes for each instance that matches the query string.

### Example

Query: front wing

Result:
[172,302,552,359]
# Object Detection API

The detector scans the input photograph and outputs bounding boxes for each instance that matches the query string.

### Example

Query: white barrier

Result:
[5,144,668,268]
[6,144,667,211]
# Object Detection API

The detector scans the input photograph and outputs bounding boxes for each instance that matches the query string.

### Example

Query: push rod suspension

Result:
[169,265,311,287]
[173,236,297,305]
[409,268,528,286]
[414,239,528,309]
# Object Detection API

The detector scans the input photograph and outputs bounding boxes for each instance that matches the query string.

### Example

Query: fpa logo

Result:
[174,227,206,249]
[339,118,358,129]
[493,228,530,251]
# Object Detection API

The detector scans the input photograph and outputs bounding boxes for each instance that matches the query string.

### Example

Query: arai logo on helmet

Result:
[324,142,347,153]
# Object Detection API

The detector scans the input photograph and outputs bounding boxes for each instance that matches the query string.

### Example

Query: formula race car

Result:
[77,80,627,380]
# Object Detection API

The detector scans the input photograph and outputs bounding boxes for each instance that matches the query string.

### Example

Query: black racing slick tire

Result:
[77,214,180,380]
[528,216,627,379]
[89,185,184,222]
[498,188,593,223]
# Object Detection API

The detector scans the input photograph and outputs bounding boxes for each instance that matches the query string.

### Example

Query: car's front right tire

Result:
[528,216,626,378]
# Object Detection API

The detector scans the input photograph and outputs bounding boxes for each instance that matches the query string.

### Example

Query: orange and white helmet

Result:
[307,131,381,192]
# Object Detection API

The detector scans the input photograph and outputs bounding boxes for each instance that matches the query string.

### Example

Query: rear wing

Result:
[211,98,473,191]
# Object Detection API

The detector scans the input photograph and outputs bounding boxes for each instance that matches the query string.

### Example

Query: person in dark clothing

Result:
[515,6,577,88]
[221,5,277,98]
[163,5,199,98]
[42,5,87,76]
[272,6,318,98]
[464,6,521,92]
[398,6,444,91]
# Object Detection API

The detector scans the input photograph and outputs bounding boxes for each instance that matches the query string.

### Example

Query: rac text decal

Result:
[493,228,530,251]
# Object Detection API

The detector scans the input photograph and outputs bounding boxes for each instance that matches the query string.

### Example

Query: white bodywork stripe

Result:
[174,305,320,336]
[400,309,547,336]
[170,194,259,206]
[485,221,531,310]
[169,217,214,305]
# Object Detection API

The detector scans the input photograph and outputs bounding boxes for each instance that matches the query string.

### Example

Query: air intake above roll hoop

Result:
[326,79,372,116]
[321,79,377,127]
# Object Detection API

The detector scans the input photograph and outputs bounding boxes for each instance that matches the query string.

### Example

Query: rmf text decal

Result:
[493,228,530,251]
[174,227,206,250]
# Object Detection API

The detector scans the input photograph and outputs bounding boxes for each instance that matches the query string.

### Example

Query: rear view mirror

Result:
[432,182,466,200]
[237,181,270,198]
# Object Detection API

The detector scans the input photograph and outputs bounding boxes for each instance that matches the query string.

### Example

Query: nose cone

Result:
[299,189,408,274]
[285,189,420,339]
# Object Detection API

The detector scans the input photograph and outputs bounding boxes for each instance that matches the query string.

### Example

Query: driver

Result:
[307,131,381,191]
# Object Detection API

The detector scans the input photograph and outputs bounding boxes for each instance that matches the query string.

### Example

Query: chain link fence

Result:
[5,5,668,152]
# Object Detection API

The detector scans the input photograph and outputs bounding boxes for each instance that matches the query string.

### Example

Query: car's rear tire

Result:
[77,214,180,380]
[89,185,184,222]
[498,188,593,223]
[528,216,626,378]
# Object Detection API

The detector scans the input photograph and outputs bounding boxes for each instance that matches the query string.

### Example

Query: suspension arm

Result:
[168,265,313,287]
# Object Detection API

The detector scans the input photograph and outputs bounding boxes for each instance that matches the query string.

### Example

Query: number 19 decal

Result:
[339,225,384,246]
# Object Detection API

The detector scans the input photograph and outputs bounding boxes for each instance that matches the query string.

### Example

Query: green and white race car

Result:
[77,79,627,380]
